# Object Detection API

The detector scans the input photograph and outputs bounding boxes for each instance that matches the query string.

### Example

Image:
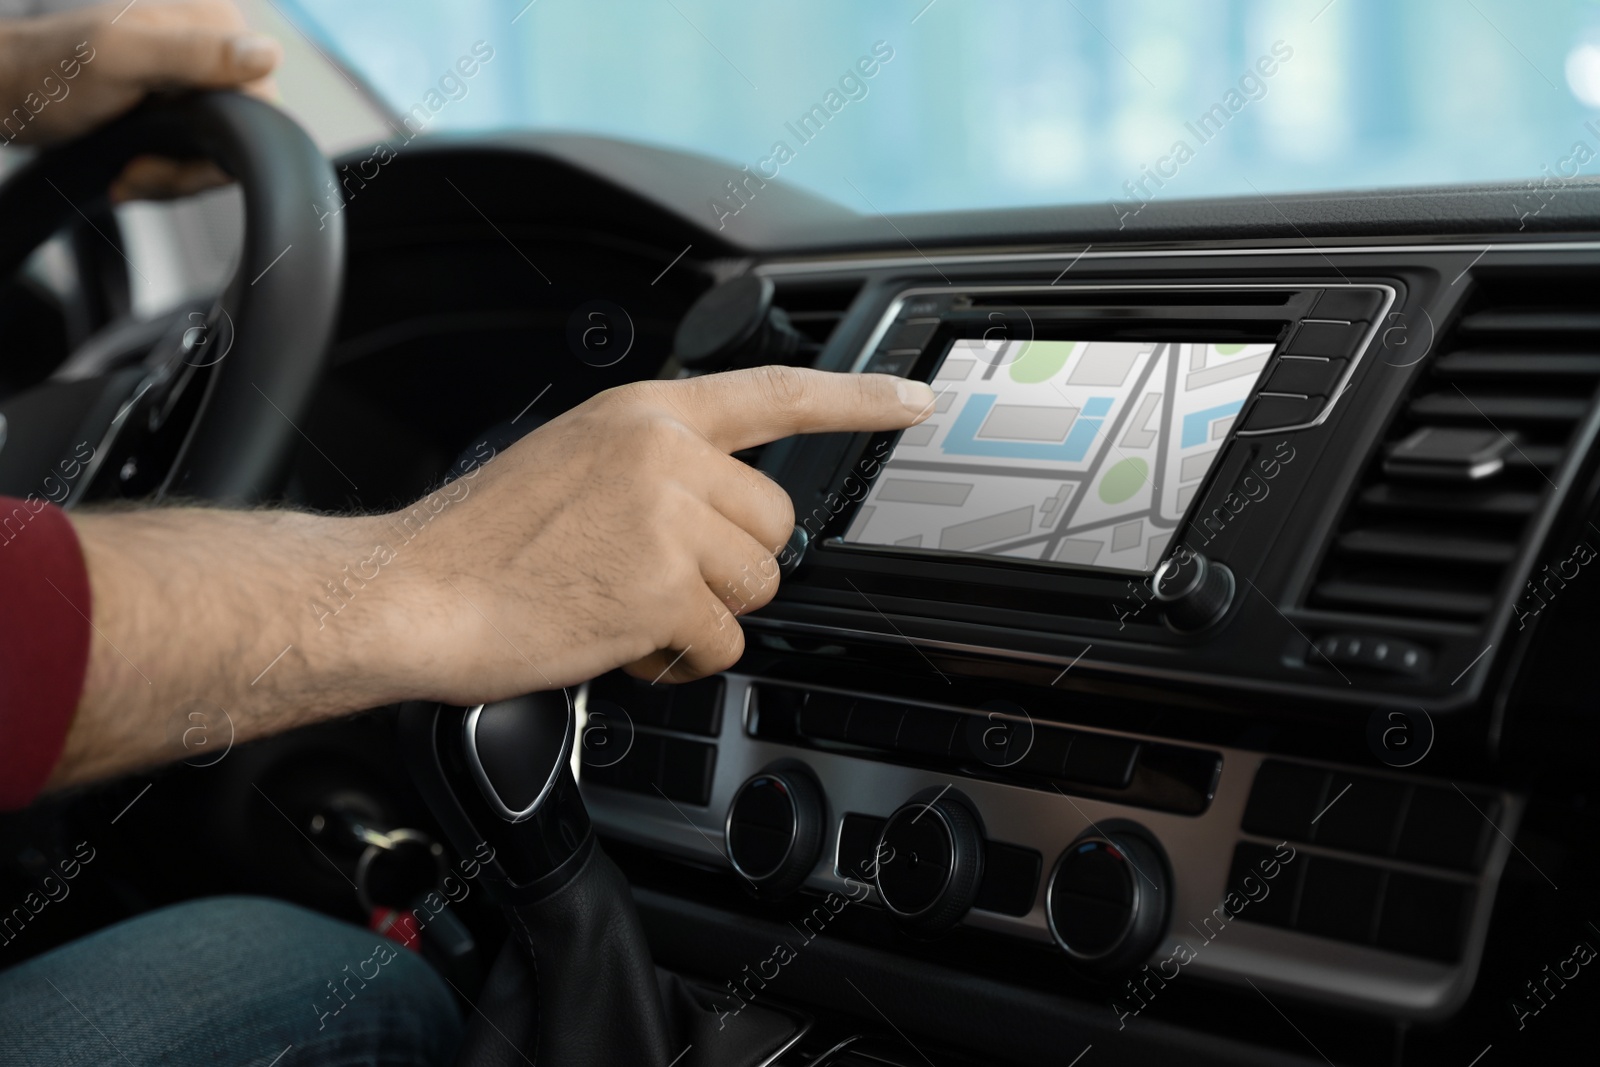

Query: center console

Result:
[573,240,1600,1061]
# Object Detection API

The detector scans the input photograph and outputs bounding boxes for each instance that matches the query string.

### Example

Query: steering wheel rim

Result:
[0,91,343,505]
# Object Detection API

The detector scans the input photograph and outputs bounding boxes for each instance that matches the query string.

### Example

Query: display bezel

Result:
[809,283,1395,581]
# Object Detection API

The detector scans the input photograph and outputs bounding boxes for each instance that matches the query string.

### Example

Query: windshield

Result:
[279,0,1600,218]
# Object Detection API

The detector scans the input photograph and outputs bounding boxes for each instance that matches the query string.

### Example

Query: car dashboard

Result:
[275,136,1600,1066]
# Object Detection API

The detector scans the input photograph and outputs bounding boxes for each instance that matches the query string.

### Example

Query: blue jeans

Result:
[0,896,462,1066]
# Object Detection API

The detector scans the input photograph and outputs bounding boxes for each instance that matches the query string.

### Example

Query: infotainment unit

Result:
[840,337,1276,574]
[756,281,1395,638]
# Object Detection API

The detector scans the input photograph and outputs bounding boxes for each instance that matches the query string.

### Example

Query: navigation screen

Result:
[841,338,1275,573]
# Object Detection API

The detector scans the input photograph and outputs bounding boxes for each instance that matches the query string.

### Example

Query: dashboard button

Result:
[1295,855,1382,943]
[1375,872,1473,962]
[836,812,888,880]
[900,296,951,318]
[1310,289,1383,322]
[620,732,665,794]
[1285,321,1365,359]
[1013,725,1074,777]
[658,738,716,805]
[1316,633,1430,676]
[975,841,1043,917]
[798,692,854,741]
[846,699,905,748]
[588,671,670,726]
[1242,760,1329,842]
[1226,842,1299,928]
[882,318,940,351]
[578,750,624,788]
[665,677,723,735]
[896,708,961,758]
[867,350,919,377]
[1240,394,1324,431]
[1395,786,1496,871]
[1262,356,1347,396]
[1138,744,1222,816]
[1313,773,1406,856]
[1063,733,1140,789]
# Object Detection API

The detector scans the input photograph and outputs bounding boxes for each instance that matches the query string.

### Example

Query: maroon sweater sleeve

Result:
[0,497,91,810]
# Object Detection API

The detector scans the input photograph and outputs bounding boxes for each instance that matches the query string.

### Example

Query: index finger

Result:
[657,366,935,455]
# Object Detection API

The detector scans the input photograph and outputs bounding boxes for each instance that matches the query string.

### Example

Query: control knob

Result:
[1046,828,1170,970]
[725,765,825,898]
[874,788,986,936]
[1152,550,1234,633]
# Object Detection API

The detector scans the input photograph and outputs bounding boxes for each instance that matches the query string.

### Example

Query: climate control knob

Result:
[875,788,986,936]
[725,766,824,898]
[1046,830,1170,970]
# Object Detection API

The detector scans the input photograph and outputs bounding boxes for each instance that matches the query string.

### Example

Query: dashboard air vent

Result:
[770,278,862,349]
[1309,273,1600,623]
[726,277,863,469]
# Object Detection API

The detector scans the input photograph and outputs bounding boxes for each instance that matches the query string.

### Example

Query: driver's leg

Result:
[0,894,462,1065]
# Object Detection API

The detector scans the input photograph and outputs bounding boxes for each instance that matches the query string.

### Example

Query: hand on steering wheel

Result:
[0,0,280,199]
[0,89,343,504]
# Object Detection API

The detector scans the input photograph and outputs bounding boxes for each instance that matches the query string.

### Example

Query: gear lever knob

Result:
[400,691,803,1067]
[401,691,594,894]
[400,691,677,1065]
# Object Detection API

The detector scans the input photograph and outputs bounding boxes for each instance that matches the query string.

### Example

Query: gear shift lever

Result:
[399,691,802,1067]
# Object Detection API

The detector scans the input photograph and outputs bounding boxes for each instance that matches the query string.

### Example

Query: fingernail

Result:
[229,34,280,73]
[895,378,935,415]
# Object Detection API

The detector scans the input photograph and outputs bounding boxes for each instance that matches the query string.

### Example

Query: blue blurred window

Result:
[279,0,1600,216]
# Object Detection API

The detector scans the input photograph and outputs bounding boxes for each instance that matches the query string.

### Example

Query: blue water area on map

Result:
[1180,401,1244,448]
[942,393,1114,462]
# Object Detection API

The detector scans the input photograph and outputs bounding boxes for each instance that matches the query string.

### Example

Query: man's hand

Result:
[52,367,934,790]
[0,0,281,197]
[400,367,937,697]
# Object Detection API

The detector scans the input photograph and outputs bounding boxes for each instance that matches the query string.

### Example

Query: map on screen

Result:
[841,338,1276,573]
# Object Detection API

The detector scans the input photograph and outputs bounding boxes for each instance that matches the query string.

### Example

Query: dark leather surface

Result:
[454,842,802,1067]
[500,843,675,1067]
[659,971,799,1067]
[453,942,540,1067]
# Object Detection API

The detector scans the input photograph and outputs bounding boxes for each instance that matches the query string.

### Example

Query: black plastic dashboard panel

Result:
[500,133,1600,251]
[743,243,1600,722]
[785,281,1389,592]
[304,137,1599,1058]
[579,672,1519,1023]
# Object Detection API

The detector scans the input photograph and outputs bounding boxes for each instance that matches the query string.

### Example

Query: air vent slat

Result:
[1457,309,1600,334]
[731,277,863,469]
[1336,529,1517,565]
[1407,394,1589,422]
[1312,580,1495,620]
[1433,352,1600,376]
[771,278,864,348]
[1309,272,1600,626]
[1357,484,1542,517]
[1505,446,1565,471]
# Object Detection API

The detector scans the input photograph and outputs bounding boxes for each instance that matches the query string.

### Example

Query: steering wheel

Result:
[0,91,342,505]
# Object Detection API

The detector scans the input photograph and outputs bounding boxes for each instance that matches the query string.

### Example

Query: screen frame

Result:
[761,280,1399,639]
